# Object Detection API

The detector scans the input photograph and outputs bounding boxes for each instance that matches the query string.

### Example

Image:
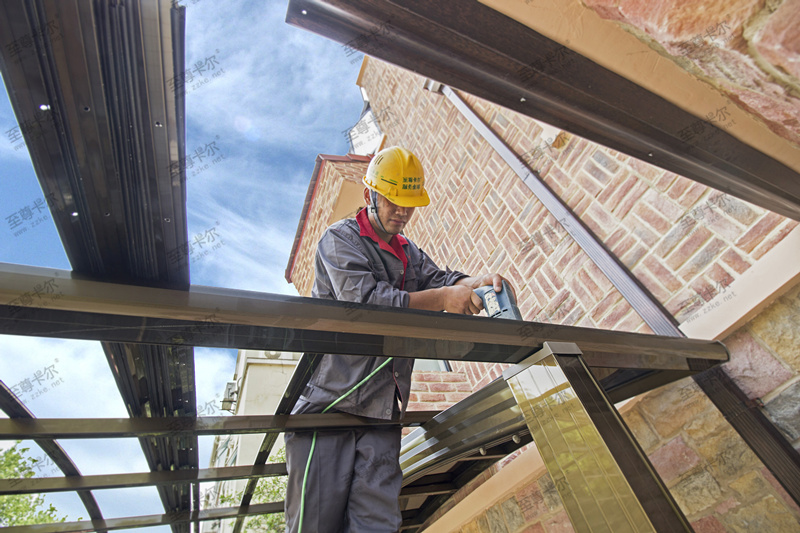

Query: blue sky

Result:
[0,0,364,527]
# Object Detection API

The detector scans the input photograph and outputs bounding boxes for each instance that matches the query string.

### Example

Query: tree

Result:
[220,446,287,532]
[0,442,68,526]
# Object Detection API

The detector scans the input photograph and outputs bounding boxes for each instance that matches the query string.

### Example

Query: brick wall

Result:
[290,157,368,297]
[359,56,800,531]
[409,370,472,412]
[403,370,472,437]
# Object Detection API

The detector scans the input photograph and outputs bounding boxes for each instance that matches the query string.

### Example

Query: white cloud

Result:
[0,335,126,419]
[194,347,238,415]
[183,1,362,152]
[176,1,365,297]
[0,335,167,523]
[186,161,303,293]
[0,133,34,162]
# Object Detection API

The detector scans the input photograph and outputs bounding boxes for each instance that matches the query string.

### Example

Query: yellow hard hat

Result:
[363,146,430,208]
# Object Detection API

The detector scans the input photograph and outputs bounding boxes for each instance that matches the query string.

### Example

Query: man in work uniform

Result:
[284,146,515,533]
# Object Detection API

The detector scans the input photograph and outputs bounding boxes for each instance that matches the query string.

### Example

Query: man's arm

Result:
[407,285,483,314]
[408,273,516,314]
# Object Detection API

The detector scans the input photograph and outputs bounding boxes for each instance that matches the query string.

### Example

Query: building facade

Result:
[201,350,300,532]
[286,54,800,532]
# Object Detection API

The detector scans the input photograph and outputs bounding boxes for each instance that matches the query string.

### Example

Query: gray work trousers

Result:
[284,399,403,533]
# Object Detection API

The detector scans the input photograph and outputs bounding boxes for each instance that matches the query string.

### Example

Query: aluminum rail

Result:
[0,0,196,526]
[0,411,437,440]
[285,0,800,220]
[0,263,728,362]
[439,85,683,337]
[0,502,285,533]
[0,463,288,495]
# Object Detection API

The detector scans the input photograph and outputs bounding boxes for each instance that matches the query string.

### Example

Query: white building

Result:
[201,349,300,532]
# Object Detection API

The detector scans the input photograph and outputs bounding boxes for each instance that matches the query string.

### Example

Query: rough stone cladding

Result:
[359,57,800,531]
[583,0,800,146]
[291,159,368,298]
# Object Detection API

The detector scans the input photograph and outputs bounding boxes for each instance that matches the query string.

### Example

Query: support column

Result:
[504,342,691,532]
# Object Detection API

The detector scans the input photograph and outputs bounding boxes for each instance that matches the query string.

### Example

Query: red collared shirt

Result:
[356,207,408,289]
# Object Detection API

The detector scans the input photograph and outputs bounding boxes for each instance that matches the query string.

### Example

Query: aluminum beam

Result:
[286,0,800,220]
[0,263,728,362]
[505,343,691,532]
[0,463,287,495]
[0,502,284,533]
[232,352,320,532]
[695,367,800,506]
[0,0,196,526]
[0,411,437,440]
[439,85,683,337]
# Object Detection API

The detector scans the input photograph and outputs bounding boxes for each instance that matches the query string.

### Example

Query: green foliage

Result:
[0,442,68,526]
[220,446,287,532]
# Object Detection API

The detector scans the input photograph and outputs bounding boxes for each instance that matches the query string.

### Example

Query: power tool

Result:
[474,280,522,320]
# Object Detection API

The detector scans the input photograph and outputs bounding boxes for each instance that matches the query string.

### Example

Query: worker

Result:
[284,146,515,533]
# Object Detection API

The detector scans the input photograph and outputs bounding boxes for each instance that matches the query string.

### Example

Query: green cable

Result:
[297,356,395,533]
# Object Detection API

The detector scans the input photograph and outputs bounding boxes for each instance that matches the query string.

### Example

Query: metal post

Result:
[504,342,691,532]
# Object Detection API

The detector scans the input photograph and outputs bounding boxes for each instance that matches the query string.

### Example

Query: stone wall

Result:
[583,0,800,146]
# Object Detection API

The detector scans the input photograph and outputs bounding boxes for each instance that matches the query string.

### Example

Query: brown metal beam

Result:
[553,353,691,531]
[506,344,692,532]
[286,0,800,220]
[0,411,437,440]
[400,482,456,497]
[0,264,729,361]
[0,502,284,533]
[0,463,287,495]
[694,367,800,506]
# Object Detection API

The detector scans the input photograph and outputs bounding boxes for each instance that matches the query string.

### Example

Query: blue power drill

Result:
[474,280,522,320]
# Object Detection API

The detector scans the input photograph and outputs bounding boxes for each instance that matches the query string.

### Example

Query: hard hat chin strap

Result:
[370,189,390,234]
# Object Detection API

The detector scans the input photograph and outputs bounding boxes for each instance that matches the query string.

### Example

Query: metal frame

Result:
[1,464,289,496]
[428,78,800,515]
[0,264,728,531]
[505,343,691,532]
[0,412,437,440]
[0,264,727,363]
[1,503,285,533]
[286,0,800,221]
[0,381,103,521]
[3,0,791,530]
[0,0,196,527]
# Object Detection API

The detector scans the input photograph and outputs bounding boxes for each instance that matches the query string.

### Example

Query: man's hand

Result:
[456,273,518,303]
[407,273,516,314]
[442,285,484,315]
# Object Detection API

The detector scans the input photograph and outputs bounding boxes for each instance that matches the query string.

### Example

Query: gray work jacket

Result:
[300,210,467,420]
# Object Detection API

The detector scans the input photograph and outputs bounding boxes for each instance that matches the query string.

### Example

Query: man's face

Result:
[376,193,415,234]
[365,189,416,235]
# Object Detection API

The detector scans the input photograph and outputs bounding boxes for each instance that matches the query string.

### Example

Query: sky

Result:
[0,0,364,527]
